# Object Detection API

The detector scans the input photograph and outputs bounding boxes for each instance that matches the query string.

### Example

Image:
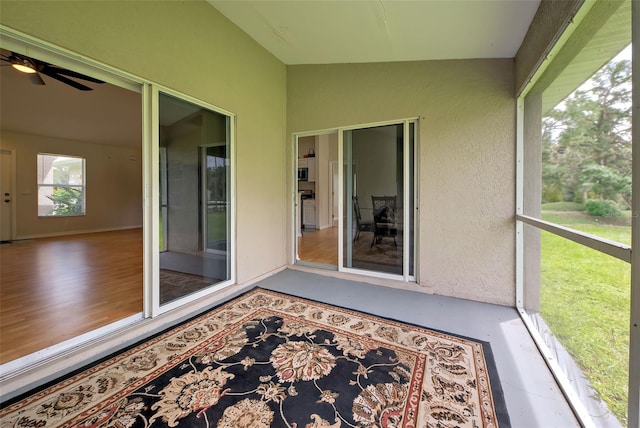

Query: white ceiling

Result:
[209,0,541,64]
[0,59,143,147]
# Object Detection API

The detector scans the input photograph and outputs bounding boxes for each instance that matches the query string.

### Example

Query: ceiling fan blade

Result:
[3,51,100,90]
[39,69,93,91]
[46,66,104,84]
[30,72,46,85]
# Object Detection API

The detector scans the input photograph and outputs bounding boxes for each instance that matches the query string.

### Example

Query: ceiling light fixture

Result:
[11,58,37,74]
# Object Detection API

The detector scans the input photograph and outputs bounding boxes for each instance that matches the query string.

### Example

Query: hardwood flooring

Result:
[1,226,397,364]
[0,229,143,364]
[297,226,402,274]
[297,227,338,265]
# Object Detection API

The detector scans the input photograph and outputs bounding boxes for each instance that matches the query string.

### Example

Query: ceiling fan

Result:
[0,50,104,91]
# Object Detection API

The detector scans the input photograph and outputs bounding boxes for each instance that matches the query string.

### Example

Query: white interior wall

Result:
[316,134,329,229]
[352,126,400,215]
[0,130,142,238]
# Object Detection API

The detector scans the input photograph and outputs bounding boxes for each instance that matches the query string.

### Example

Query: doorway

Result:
[296,132,339,268]
[0,149,13,242]
[0,39,144,364]
[295,119,416,280]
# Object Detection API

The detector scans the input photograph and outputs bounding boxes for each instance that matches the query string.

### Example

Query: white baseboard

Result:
[14,225,143,240]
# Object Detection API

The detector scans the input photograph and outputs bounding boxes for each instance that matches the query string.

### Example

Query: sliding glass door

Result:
[341,120,416,279]
[157,92,232,307]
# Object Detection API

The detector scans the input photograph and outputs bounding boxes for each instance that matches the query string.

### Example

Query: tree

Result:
[542,58,632,208]
[47,187,83,216]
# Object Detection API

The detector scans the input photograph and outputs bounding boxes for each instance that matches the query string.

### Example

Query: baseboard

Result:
[14,225,142,240]
[287,263,432,295]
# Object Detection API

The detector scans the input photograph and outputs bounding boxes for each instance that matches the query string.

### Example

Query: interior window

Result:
[37,153,86,216]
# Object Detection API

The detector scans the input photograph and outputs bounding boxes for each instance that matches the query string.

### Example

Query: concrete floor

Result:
[256,269,580,428]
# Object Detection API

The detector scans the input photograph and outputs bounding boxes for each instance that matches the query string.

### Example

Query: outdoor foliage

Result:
[47,187,83,216]
[585,199,622,218]
[539,51,632,425]
[542,58,632,209]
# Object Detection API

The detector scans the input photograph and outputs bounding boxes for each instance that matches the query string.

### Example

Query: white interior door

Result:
[0,149,13,242]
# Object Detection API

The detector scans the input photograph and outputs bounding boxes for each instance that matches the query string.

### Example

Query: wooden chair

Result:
[371,195,397,248]
[353,196,373,241]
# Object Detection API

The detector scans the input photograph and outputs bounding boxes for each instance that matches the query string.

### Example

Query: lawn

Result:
[540,205,630,425]
[159,209,227,251]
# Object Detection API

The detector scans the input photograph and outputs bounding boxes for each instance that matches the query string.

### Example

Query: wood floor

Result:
[0,229,143,363]
[297,227,338,265]
[298,226,402,274]
[0,227,331,365]
[2,226,393,364]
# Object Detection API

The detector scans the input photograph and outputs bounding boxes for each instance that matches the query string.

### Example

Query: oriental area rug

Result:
[1,288,510,428]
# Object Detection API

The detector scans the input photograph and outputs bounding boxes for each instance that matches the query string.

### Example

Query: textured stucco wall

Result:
[0,0,287,284]
[288,59,516,306]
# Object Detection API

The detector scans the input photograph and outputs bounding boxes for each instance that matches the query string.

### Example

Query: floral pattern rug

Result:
[1,288,510,427]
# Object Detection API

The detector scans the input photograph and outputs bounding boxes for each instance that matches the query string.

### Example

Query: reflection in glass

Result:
[158,92,230,304]
[343,123,412,276]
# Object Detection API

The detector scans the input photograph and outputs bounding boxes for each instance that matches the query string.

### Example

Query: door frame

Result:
[292,118,419,283]
[293,129,338,268]
[0,27,239,377]
[0,149,16,242]
[329,160,339,227]
[150,86,237,316]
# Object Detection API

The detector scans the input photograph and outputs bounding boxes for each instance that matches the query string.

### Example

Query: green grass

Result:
[207,210,227,242]
[159,210,227,251]
[541,201,586,211]
[540,208,630,425]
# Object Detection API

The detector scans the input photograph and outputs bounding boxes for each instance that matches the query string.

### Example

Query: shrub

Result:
[47,187,83,216]
[585,200,621,218]
[573,192,584,204]
[542,184,563,203]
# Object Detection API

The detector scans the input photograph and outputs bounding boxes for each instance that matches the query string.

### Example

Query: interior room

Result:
[0,1,637,427]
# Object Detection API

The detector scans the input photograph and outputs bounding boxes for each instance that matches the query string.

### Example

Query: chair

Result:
[353,196,373,241]
[371,195,397,248]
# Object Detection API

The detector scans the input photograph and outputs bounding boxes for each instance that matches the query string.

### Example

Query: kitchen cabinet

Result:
[307,158,316,181]
[303,199,316,229]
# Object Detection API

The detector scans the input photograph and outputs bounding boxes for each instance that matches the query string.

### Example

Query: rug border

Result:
[1,286,512,427]
[254,287,512,428]
[0,287,253,408]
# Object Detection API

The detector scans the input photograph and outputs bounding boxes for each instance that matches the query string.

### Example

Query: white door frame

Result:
[292,118,418,283]
[0,149,16,242]
[329,161,339,227]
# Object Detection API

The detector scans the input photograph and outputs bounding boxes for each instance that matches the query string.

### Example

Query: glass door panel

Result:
[342,122,414,277]
[157,92,231,305]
